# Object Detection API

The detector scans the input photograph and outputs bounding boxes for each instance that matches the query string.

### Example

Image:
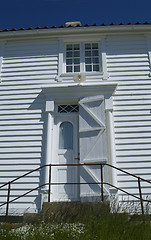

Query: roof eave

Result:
[0,24,151,39]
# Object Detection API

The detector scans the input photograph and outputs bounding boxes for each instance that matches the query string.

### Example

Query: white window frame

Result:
[84,42,101,72]
[65,43,81,73]
[57,37,108,81]
[64,42,101,74]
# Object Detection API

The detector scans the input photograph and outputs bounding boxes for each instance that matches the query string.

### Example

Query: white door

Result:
[79,95,108,200]
[52,113,79,201]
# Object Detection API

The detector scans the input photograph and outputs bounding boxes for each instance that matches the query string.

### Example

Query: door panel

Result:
[79,96,107,163]
[79,96,108,199]
[52,114,79,201]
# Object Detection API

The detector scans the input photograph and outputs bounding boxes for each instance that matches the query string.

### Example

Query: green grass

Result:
[0,214,151,240]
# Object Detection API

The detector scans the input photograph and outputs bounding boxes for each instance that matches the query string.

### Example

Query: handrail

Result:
[0,163,151,190]
[0,162,151,216]
[0,164,49,190]
[0,182,149,208]
[106,163,151,185]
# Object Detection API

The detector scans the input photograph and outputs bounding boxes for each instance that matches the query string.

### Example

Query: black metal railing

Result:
[0,163,151,216]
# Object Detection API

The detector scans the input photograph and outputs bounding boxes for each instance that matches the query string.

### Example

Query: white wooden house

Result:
[0,21,151,215]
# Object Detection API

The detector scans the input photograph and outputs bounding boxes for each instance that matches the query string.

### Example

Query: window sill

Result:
[56,71,105,82]
[60,72,103,77]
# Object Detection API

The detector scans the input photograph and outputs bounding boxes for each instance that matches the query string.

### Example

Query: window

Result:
[66,44,80,73]
[59,122,73,149]
[65,43,100,73]
[85,43,99,72]
[58,105,79,113]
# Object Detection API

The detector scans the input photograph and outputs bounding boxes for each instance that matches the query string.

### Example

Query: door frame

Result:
[42,83,118,201]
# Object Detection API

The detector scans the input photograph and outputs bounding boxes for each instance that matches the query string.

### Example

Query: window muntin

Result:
[59,122,73,149]
[65,42,100,73]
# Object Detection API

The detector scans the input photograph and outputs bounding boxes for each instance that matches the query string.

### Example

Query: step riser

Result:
[24,201,110,223]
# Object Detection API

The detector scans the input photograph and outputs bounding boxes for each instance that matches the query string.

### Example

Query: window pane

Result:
[86,65,92,71]
[74,58,80,64]
[66,59,72,65]
[66,44,72,50]
[92,43,98,49]
[85,44,91,49]
[85,51,91,57]
[70,105,79,112]
[59,122,73,149]
[92,50,99,56]
[85,58,91,64]
[66,66,72,72]
[74,51,80,57]
[74,44,80,50]
[93,65,99,71]
[74,65,80,72]
[93,57,99,64]
[66,51,72,57]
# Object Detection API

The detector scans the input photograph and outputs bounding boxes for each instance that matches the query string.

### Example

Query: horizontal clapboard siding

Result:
[2,39,58,83]
[106,35,151,201]
[0,38,59,214]
[1,32,151,213]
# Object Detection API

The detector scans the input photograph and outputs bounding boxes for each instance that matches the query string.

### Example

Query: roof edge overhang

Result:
[1,25,151,40]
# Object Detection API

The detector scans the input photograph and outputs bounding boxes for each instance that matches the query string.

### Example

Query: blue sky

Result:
[1,0,151,30]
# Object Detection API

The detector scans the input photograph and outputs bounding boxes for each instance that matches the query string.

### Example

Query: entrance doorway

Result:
[52,105,79,201]
[43,85,116,203]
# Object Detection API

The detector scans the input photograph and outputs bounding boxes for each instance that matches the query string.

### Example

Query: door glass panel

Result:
[59,122,73,149]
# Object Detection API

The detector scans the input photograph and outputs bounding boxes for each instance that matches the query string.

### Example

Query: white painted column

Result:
[55,40,63,82]
[105,96,118,188]
[101,37,109,80]
[107,110,117,187]
[146,36,151,77]
[44,97,54,190]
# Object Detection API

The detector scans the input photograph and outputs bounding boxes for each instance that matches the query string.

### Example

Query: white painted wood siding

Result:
[106,35,151,201]
[0,39,59,214]
[1,32,151,214]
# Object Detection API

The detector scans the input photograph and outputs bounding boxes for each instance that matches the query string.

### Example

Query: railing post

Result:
[6,182,11,217]
[101,164,104,202]
[48,164,51,202]
[138,177,144,215]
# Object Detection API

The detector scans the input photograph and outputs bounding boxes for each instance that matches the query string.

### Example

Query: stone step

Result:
[39,201,110,223]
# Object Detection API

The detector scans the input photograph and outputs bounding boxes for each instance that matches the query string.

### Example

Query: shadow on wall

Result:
[27,91,48,212]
